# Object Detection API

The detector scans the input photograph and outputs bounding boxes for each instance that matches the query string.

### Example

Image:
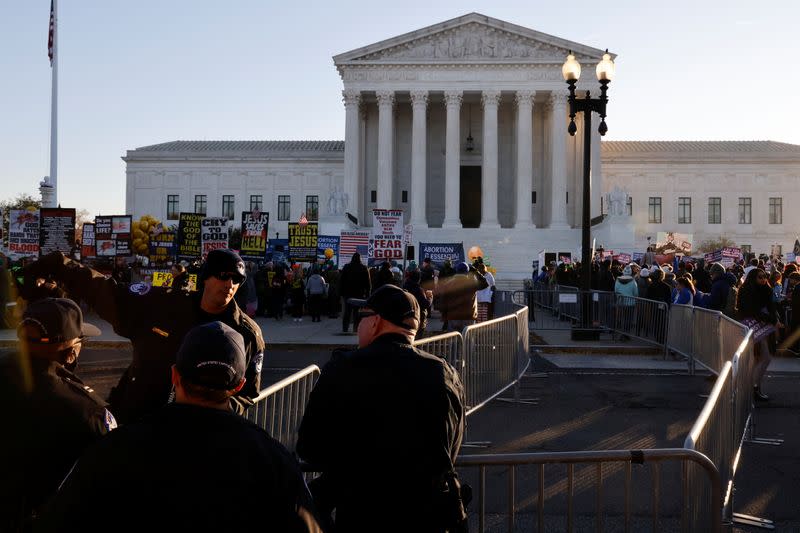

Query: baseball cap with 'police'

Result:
[18,298,101,351]
[176,321,246,390]
[349,285,420,331]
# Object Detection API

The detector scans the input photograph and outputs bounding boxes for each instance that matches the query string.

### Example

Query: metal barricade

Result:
[246,365,320,452]
[456,448,722,533]
[462,313,521,415]
[621,296,670,348]
[413,331,464,371]
[666,304,694,362]
[691,308,724,375]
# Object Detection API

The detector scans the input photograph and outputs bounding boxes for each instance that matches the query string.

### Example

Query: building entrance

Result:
[460,166,482,228]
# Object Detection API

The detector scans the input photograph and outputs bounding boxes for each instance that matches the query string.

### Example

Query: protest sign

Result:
[418,242,465,268]
[632,252,645,263]
[39,208,76,257]
[81,223,96,259]
[267,238,289,265]
[721,247,741,267]
[288,222,318,262]
[152,270,198,290]
[370,209,404,265]
[317,235,340,265]
[655,232,693,255]
[149,232,176,262]
[614,253,632,265]
[177,213,203,260]
[339,231,369,265]
[239,211,269,260]
[8,209,40,256]
[201,217,229,255]
[95,215,132,257]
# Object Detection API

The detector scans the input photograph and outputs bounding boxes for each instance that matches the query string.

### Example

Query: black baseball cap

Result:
[349,285,420,331]
[175,321,246,390]
[18,298,101,351]
[200,249,246,283]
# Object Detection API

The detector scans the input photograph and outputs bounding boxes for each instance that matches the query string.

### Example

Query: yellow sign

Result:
[152,271,198,291]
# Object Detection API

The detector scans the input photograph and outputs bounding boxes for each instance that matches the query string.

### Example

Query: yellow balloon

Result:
[139,220,149,232]
[133,229,146,240]
[324,248,334,259]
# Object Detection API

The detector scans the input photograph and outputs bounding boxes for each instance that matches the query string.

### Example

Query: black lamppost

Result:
[562,50,616,338]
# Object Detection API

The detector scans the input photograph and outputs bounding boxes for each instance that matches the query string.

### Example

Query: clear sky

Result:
[2,0,798,217]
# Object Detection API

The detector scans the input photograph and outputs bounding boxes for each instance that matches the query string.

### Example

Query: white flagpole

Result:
[49,0,58,207]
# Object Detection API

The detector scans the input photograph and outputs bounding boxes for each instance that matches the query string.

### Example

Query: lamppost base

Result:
[571,327,602,341]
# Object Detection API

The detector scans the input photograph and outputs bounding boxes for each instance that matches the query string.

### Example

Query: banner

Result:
[288,222,318,262]
[201,217,229,255]
[149,232,176,262]
[152,270,198,290]
[8,209,40,256]
[339,231,369,265]
[418,242,465,268]
[655,232,693,255]
[614,253,632,265]
[267,238,288,265]
[95,215,132,257]
[177,212,203,260]
[721,247,741,267]
[239,211,269,260]
[39,208,75,257]
[316,235,340,265]
[81,223,96,259]
[632,252,644,263]
[370,209,404,265]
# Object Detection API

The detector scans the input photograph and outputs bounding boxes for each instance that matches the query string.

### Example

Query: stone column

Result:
[481,90,501,228]
[590,112,603,218]
[549,91,570,228]
[342,90,361,223]
[443,90,463,228]
[376,90,395,210]
[410,90,428,228]
[515,90,535,227]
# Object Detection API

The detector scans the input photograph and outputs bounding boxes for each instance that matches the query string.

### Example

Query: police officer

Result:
[40,322,321,532]
[297,284,466,532]
[23,248,265,423]
[0,298,116,532]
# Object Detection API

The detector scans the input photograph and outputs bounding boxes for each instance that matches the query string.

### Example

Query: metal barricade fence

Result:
[683,361,734,527]
[666,304,694,361]
[413,331,464,371]
[691,309,725,375]
[462,313,522,415]
[246,365,320,452]
[455,448,722,533]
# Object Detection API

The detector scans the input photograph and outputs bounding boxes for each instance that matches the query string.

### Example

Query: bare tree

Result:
[696,236,737,253]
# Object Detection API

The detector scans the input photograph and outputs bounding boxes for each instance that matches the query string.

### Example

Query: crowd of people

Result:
[0,248,485,532]
[533,252,799,402]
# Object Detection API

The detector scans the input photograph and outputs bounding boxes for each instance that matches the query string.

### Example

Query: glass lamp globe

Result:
[596,51,616,81]
[561,52,581,81]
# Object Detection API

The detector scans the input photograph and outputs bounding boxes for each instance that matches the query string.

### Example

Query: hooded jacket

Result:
[708,272,737,311]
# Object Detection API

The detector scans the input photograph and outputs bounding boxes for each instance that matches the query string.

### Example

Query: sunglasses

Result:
[215,272,245,284]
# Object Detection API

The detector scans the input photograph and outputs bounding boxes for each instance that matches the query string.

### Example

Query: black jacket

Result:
[0,356,115,532]
[339,259,371,299]
[23,253,265,423]
[296,334,465,532]
[39,403,321,533]
[646,280,673,306]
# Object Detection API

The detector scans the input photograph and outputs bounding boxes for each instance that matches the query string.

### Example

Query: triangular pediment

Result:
[334,13,608,66]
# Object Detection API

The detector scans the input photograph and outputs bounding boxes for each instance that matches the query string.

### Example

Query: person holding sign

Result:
[22,249,265,424]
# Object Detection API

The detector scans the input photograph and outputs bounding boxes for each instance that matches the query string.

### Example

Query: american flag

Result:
[47,0,55,65]
[339,231,369,264]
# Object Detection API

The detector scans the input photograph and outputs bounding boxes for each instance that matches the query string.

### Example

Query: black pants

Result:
[308,294,324,321]
[341,298,361,332]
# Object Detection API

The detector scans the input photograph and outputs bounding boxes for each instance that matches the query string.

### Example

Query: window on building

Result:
[678,197,692,224]
[222,195,235,220]
[250,195,263,212]
[626,197,633,216]
[370,190,377,203]
[194,194,207,215]
[278,195,290,221]
[648,197,662,224]
[402,190,408,203]
[167,194,179,220]
[738,197,751,224]
[708,197,721,224]
[769,197,782,224]
[305,195,319,221]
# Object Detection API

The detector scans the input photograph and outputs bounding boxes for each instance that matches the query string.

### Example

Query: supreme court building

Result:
[124,13,800,279]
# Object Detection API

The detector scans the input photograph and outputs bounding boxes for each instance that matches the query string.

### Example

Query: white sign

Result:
[370,209,404,262]
[403,224,413,246]
[201,217,229,255]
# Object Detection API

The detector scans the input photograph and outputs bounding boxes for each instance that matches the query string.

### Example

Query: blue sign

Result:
[316,235,340,265]
[418,242,465,269]
[267,238,289,265]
